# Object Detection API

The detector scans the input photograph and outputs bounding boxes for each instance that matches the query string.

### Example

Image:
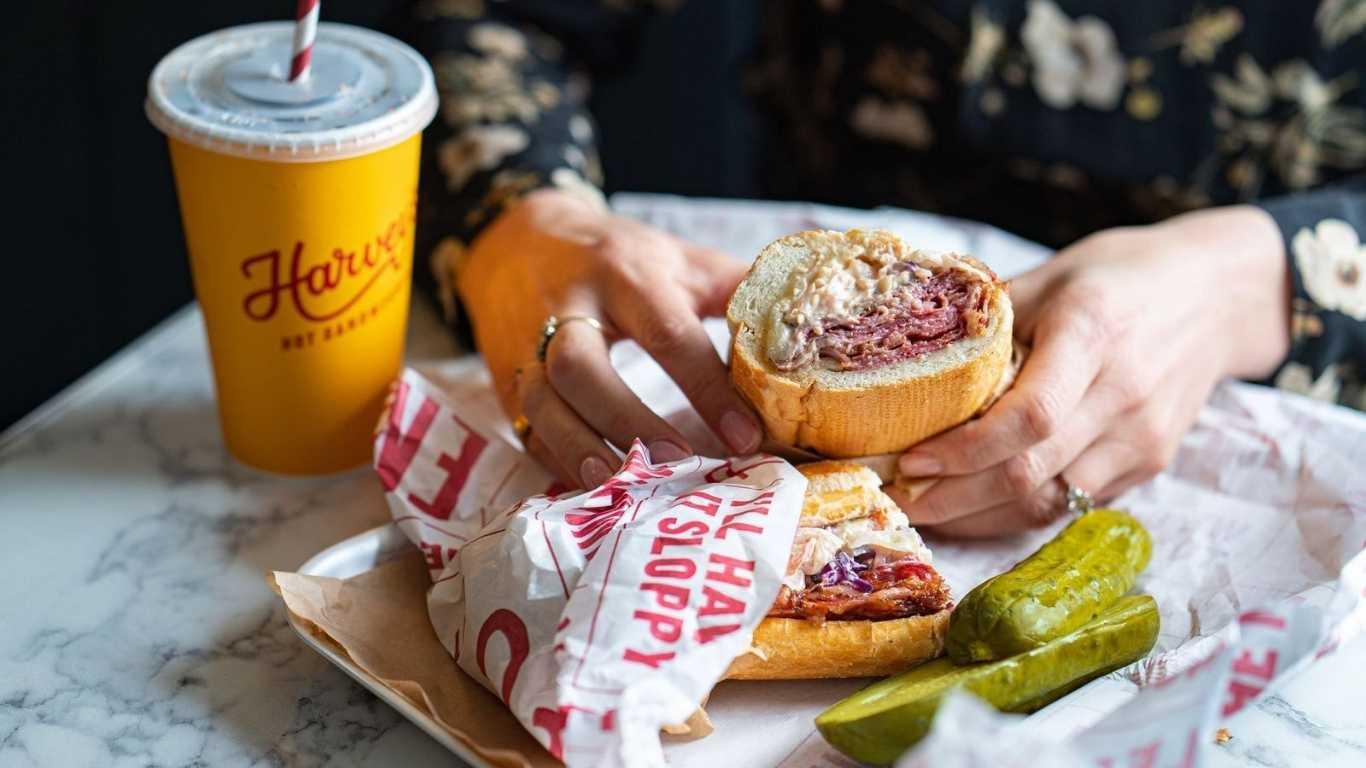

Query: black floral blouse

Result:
[410,0,1366,411]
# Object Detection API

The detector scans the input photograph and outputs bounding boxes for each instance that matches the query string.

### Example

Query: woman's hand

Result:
[457,188,763,488]
[890,205,1292,537]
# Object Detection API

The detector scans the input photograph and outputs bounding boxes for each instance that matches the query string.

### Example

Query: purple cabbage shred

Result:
[819,551,873,593]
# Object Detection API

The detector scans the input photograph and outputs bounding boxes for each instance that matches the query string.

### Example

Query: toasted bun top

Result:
[797,460,900,526]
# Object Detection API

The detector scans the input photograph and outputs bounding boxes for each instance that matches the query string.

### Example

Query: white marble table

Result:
[2,196,1364,768]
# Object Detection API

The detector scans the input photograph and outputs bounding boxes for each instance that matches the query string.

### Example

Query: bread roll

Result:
[723,461,950,680]
[727,229,1013,458]
[724,611,950,680]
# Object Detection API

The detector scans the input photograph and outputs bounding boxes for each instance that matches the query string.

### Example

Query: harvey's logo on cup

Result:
[239,200,415,350]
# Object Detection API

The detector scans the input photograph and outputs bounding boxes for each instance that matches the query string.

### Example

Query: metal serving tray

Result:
[291,523,490,768]
[289,524,1136,768]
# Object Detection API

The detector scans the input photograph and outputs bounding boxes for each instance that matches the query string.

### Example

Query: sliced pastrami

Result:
[767,555,951,622]
[775,270,987,372]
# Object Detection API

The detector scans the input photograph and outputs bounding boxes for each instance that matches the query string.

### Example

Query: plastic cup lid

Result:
[146,21,437,162]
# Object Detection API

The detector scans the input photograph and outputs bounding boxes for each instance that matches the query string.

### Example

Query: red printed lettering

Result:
[732,490,774,507]
[657,517,709,537]
[703,455,784,483]
[1316,638,1340,659]
[644,558,697,580]
[1222,679,1262,716]
[476,609,529,704]
[642,582,690,611]
[1177,728,1200,768]
[633,610,683,643]
[623,648,676,668]
[1128,741,1159,768]
[717,491,772,539]
[532,706,572,761]
[695,623,741,644]
[698,585,746,617]
[240,205,411,324]
[418,540,454,571]
[706,554,755,588]
[1239,610,1287,629]
[375,380,439,491]
[407,419,488,520]
[566,487,631,557]
[651,536,702,555]
[674,490,723,516]
[1232,648,1278,681]
[611,447,673,484]
[715,516,764,540]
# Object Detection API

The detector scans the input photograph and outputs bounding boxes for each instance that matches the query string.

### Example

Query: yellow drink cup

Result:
[147,22,437,474]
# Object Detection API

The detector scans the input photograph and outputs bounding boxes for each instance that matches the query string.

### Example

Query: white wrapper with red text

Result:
[375,368,807,767]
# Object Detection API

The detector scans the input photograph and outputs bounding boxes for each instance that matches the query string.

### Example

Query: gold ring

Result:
[512,414,531,444]
[537,315,605,362]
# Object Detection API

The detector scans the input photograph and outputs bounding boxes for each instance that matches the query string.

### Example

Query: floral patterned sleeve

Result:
[409,0,649,347]
[1258,177,1366,408]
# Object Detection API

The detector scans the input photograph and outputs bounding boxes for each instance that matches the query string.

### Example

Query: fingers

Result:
[525,432,576,487]
[917,480,1069,539]
[899,300,1108,479]
[1003,265,1057,342]
[921,400,1188,539]
[603,285,762,454]
[902,368,1193,534]
[899,391,1107,526]
[543,319,692,460]
[517,363,619,489]
[1060,438,1140,502]
[1064,388,1194,501]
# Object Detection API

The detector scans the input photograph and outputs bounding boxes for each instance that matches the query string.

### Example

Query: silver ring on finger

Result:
[537,315,605,363]
[1058,477,1094,516]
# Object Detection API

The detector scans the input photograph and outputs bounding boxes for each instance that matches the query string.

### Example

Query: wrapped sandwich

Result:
[725,461,951,679]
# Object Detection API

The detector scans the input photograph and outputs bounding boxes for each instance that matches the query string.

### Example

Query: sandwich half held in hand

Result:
[728,229,1013,458]
[725,461,951,680]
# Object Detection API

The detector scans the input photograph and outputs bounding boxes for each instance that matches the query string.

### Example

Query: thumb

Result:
[1006,259,1066,343]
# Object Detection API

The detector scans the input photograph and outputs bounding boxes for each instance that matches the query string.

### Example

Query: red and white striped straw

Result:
[288,0,320,82]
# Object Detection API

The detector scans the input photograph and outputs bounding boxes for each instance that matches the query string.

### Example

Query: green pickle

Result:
[946,508,1152,664]
[816,595,1160,765]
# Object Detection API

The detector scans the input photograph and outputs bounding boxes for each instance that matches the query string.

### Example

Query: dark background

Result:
[1,0,759,429]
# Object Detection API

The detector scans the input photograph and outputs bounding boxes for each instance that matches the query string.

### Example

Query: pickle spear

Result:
[816,595,1159,765]
[946,508,1151,664]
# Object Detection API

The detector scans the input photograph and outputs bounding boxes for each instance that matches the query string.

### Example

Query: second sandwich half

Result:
[726,460,950,680]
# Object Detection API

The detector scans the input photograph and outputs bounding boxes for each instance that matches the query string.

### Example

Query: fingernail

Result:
[720,411,761,454]
[647,440,690,463]
[899,452,943,477]
[580,456,613,488]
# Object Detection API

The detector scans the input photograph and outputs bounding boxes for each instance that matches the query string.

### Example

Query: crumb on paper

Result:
[1215,728,1232,744]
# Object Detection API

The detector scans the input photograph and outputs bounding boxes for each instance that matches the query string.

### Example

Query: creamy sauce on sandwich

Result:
[782,508,933,591]
[771,461,952,623]
[766,230,993,372]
